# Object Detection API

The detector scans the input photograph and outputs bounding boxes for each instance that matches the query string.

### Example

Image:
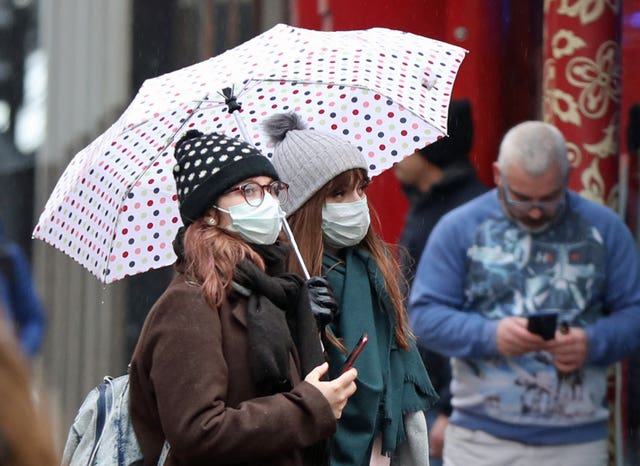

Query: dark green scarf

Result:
[323,249,438,466]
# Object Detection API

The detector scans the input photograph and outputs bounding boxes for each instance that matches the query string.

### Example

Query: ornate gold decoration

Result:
[566,40,620,119]
[543,59,581,124]
[579,158,606,203]
[606,182,619,212]
[556,0,619,25]
[583,116,618,159]
[566,141,583,167]
[552,29,586,59]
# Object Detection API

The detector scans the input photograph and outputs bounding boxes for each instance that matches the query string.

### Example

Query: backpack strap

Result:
[157,441,170,466]
[87,380,110,466]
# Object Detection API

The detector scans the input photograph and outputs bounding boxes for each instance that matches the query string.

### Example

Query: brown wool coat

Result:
[129,274,336,466]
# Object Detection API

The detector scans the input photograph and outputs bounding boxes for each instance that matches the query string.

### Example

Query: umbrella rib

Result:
[250,78,447,135]
[191,78,445,135]
[122,96,209,201]
[193,80,258,108]
[105,97,208,280]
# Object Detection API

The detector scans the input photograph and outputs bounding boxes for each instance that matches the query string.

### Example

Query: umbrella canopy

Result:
[33,23,467,283]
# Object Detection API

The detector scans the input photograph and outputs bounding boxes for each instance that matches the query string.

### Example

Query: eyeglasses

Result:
[224,180,289,207]
[501,175,565,215]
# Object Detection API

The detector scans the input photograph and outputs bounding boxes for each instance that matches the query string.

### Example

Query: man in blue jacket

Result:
[409,121,640,466]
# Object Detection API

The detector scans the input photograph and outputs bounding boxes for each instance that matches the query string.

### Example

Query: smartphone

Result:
[526,311,558,341]
[341,333,368,374]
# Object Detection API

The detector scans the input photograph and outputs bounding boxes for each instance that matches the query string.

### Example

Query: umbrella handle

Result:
[231,111,252,143]
[282,217,322,352]
[281,217,310,280]
[222,87,252,142]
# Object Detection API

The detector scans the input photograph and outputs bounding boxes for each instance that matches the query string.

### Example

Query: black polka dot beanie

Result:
[263,112,367,215]
[172,130,279,226]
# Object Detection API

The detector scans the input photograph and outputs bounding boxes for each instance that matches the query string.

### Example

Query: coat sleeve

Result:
[408,211,500,360]
[144,286,335,465]
[584,210,640,365]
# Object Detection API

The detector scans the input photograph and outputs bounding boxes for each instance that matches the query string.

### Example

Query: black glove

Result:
[306,276,338,330]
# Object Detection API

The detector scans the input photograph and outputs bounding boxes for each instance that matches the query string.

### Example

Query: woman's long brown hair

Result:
[180,215,264,309]
[286,169,413,350]
[0,319,57,466]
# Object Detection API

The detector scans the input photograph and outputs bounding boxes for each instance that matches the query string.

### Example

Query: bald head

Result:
[497,121,569,178]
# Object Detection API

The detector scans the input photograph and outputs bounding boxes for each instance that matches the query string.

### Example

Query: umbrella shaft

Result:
[282,218,310,280]
[232,112,252,143]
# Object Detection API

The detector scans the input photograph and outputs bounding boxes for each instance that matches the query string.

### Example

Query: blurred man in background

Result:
[409,121,640,466]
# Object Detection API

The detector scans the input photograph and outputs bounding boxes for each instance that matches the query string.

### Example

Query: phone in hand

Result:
[341,333,368,374]
[526,312,558,341]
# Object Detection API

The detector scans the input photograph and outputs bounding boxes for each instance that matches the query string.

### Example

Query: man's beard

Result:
[513,216,554,234]
[500,196,564,234]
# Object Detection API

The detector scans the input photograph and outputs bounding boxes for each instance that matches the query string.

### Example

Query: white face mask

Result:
[321,197,370,248]
[216,193,285,245]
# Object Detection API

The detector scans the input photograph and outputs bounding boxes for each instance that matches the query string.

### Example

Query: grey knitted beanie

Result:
[263,112,367,215]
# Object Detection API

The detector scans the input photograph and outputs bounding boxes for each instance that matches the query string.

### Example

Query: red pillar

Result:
[542,3,621,205]
[543,4,624,463]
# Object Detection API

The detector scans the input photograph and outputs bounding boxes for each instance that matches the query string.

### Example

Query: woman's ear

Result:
[203,208,219,226]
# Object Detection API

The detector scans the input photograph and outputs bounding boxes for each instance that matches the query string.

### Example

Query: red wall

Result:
[291,1,636,242]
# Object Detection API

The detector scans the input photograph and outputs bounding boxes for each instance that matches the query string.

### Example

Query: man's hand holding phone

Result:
[496,317,546,357]
[545,325,588,372]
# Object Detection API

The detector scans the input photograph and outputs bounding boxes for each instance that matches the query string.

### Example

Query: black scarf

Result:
[233,243,325,397]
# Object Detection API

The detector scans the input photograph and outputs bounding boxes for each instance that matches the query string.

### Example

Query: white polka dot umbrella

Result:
[33,23,467,283]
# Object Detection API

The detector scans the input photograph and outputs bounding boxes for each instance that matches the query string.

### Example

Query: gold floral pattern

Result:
[543,0,621,207]
[566,141,583,167]
[579,158,606,203]
[606,182,620,212]
[543,59,581,124]
[556,0,619,25]
[552,29,586,59]
[566,40,620,119]
[583,116,617,158]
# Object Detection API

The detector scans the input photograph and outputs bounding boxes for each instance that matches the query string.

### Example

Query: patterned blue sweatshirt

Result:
[409,189,640,445]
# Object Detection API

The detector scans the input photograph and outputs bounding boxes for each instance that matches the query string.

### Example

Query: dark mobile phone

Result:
[341,333,368,374]
[527,312,558,341]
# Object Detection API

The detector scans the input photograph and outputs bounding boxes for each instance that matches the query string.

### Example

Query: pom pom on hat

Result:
[263,112,308,142]
[172,130,278,226]
[264,112,367,215]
